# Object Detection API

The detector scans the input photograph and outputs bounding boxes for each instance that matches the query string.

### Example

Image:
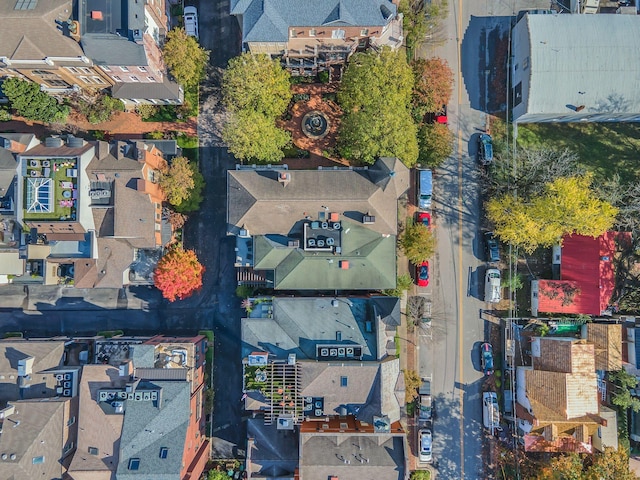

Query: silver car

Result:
[183,6,199,40]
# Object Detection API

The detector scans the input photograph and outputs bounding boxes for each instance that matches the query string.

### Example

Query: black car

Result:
[484,232,500,263]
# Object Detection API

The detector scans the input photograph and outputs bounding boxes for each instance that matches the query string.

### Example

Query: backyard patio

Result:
[23,158,78,220]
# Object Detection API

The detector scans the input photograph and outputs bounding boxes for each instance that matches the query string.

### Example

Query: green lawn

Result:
[23,159,78,220]
[515,122,640,184]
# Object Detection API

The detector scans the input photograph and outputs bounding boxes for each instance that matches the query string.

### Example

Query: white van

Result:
[418,169,432,211]
[485,268,501,303]
[184,6,199,40]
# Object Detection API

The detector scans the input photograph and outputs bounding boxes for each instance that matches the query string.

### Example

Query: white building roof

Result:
[524,14,640,120]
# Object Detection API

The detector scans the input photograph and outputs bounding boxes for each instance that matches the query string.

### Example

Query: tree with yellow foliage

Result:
[487,174,617,253]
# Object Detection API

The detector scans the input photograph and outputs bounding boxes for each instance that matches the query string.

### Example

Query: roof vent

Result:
[287,239,300,248]
[44,137,64,148]
[363,214,376,224]
[278,171,291,187]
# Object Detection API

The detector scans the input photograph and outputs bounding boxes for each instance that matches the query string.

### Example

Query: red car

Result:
[416,261,430,287]
[417,211,431,229]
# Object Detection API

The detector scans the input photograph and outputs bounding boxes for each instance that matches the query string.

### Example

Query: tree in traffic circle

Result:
[154,246,204,302]
[162,28,210,87]
[222,110,291,163]
[487,174,618,253]
[418,122,453,168]
[222,53,291,118]
[160,156,196,206]
[2,77,69,123]
[412,57,454,119]
[337,48,418,166]
[399,223,436,264]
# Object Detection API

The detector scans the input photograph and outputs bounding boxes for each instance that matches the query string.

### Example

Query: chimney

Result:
[278,171,291,187]
[575,105,585,112]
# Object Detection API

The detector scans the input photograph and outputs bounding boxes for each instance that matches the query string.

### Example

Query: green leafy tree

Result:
[337,48,418,166]
[399,223,436,264]
[383,273,413,297]
[2,77,69,123]
[418,122,453,168]
[222,110,291,163]
[412,57,454,118]
[0,109,11,122]
[410,472,431,480]
[222,53,291,118]
[399,0,429,53]
[160,156,195,206]
[76,94,124,124]
[536,448,639,480]
[174,163,205,214]
[502,271,524,292]
[487,174,618,253]
[207,470,231,480]
[162,28,210,87]
[609,369,640,412]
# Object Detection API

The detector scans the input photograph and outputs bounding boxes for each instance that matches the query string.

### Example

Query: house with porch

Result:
[230,0,403,77]
[227,157,409,291]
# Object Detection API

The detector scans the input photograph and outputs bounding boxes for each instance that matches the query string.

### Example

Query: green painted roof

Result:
[252,220,397,290]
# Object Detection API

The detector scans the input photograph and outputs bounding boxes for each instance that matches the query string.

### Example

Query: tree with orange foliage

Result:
[154,246,204,302]
[412,57,454,120]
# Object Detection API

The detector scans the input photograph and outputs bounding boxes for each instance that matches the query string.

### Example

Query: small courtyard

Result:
[280,83,348,165]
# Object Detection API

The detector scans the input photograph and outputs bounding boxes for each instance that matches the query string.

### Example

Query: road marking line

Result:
[456,0,465,475]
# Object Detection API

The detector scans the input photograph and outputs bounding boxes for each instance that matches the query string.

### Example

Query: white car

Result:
[418,429,433,463]
[183,6,199,40]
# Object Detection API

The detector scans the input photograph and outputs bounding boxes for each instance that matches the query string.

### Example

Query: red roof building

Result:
[532,232,631,316]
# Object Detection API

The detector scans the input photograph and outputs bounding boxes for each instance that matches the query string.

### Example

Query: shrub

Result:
[137,104,160,120]
[0,109,11,122]
[318,70,330,83]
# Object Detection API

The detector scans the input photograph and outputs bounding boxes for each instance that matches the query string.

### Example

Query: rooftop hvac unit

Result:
[135,392,142,401]
[63,389,71,396]
[346,347,354,356]
[151,391,158,401]
[55,374,64,381]
[338,348,345,357]
[143,392,151,401]
[107,392,115,400]
[118,391,127,399]
[315,409,323,416]
[99,391,108,401]
[304,403,313,411]
[56,387,63,395]
[304,397,313,403]
[333,223,341,229]
[64,382,71,389]
[321,222,329,229]
[317,239,325,247]
[64,374,72,380]
[326,237,335,246]
[320,348,329,356]
[128,393,134,400]
[330,349,337,356]
[308,239,316,247]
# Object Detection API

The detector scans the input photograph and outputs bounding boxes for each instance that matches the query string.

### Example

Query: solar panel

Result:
[14,0,38,10]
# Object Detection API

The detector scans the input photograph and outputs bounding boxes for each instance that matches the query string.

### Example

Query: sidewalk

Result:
[1,111,197,139]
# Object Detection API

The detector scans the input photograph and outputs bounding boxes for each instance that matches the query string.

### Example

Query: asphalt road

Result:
[417,0,550,478]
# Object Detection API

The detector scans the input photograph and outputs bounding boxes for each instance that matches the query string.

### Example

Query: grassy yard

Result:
[23,159,78,220]
[514,122,640,184]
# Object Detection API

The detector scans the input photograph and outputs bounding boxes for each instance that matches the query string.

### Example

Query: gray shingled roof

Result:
[0,0,84,60]
[227,158,408,237]
[299,431,406,480]
[231,0,397,43]
[241,297,377,360]
[0,399,68,480]
[300,357,401,423]
[116,381,191,480]
[112,80,183,102]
